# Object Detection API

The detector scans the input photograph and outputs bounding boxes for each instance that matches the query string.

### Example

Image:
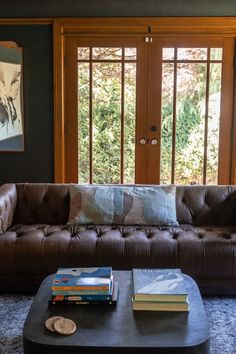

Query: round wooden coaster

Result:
[54,317,76,335]
[45,316,64,332]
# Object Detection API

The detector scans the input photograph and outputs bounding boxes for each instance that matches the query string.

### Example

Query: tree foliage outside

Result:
[78,57,136,184]
[78,47,222,185]
[161,58,221,185]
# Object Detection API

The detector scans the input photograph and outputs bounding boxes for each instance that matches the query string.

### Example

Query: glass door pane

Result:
[160,46,223,185]
[77,46,137,184]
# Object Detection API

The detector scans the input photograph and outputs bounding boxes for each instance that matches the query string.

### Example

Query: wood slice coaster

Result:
[54,318,76,335]
[45,316,64,332]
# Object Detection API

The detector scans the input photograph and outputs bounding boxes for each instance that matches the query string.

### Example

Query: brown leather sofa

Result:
[0,183,236,294]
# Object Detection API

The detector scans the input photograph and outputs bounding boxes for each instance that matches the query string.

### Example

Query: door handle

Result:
[151,138,158,145]
[139,138,157,145]
[139,138,147,145]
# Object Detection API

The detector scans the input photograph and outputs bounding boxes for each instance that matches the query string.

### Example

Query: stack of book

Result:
[132,268,189,311]
[50,267,118,306]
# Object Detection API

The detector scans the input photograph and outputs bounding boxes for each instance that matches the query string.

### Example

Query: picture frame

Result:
[0,41,24,151]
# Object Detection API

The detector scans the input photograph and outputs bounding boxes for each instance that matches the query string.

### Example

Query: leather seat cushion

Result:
[1,223,235,279]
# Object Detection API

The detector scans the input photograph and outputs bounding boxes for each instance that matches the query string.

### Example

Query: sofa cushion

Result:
[0,184,17,233]
[67,185,178,226]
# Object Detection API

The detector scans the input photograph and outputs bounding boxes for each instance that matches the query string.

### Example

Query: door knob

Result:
[151,138,158,145]
[139,138,146,145]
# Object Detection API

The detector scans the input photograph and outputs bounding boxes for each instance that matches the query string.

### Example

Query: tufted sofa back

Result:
[176,185,236,225]
[12,183,236,226]
[13,184,70,225]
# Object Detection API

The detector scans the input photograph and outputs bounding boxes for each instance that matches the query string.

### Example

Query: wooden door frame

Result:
[53,18,150,183]
[149,36,235,185]
[53,17,236,183]
[63,36,149,183]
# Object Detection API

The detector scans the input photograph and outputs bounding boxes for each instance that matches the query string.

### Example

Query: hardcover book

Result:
[52,277,114,296]
[132,268,188,302]
[51,293,112,302]
[52,267,112,291]
[49,281,119,306]
[132,299,189,312]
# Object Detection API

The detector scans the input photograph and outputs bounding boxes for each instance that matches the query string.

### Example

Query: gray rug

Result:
[0,295,235,354]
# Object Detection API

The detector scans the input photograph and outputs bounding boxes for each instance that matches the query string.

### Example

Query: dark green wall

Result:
[0,25,53,183]
[1,0,236,17]
[0,0,236,183]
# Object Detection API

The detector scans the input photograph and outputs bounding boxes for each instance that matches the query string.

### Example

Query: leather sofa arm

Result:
[0,184,17,233]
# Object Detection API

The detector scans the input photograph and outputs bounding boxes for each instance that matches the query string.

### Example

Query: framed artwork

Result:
[0,41,24,151]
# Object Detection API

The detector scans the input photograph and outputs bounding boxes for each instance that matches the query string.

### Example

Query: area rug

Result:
[0,295,235,354]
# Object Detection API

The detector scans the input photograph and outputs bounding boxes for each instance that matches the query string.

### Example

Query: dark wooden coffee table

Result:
[23,271,210,354]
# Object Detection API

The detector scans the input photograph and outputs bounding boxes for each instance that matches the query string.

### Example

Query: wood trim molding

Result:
[55,18,150,35]
[54,20,65,183]
[55,17,236,36]
[150,17,236,35]
[231,110,236,184]
[0,41,19,48]
[218,38,235,184]
[1,16,236,31]
[0,18,52,25]
[231,58,236,184]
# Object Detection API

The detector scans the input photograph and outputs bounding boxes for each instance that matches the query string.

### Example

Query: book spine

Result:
[132,269,138,294]
[52,289,111,295]
[51,294,112,301]
[49,299,116,306]
[133,294,188,302]
[51,285,110,291]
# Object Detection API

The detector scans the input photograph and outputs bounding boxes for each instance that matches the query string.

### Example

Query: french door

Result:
[63,35,234,184]
[149,37,234,185]
[64,37,150,184]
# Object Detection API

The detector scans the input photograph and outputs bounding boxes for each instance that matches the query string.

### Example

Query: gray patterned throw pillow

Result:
[67,185,178,226]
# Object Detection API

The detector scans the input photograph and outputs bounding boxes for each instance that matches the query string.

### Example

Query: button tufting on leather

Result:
[16,232,23,238]
[147,232,152,239]
[43,194,49,203]
[182,197,186,204]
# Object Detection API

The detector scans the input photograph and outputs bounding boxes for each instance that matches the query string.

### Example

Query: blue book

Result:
[132,268,188,302]
[52,267,112,289]
[55,267,112,278]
